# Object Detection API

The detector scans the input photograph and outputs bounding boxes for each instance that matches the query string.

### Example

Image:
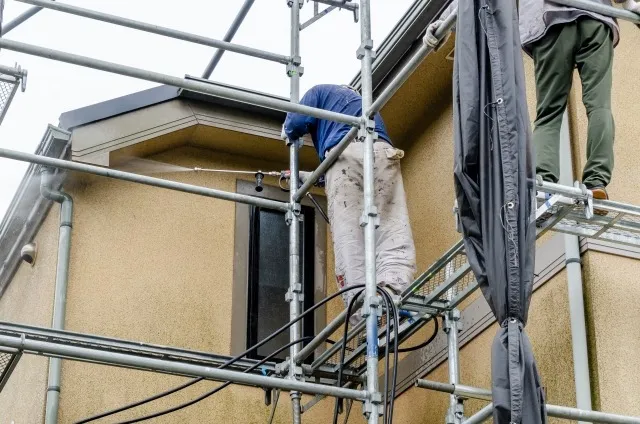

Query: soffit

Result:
[69,98,318,170]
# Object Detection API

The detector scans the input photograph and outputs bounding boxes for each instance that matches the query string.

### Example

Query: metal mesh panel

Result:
[536,197,640,247]
[0,75,18,125]
[415,251,470,298]
[0,352,12,374]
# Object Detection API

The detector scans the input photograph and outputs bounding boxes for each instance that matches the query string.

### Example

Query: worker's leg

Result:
[373,143,417,298]
[325,142,366,313]
[531,23,577,184]
[576,19,615,189]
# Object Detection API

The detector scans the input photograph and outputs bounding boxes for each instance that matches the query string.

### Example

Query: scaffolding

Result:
[0,0,639,423]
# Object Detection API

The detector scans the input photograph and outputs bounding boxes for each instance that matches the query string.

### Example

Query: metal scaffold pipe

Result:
[16,0,289,65]
[1,4,46,35]
[416,380,640,424]
[287,1,304,422]
[0,39,360,126]
[367,10,457,117]
[201,0,256,78]
[0,334,369,401]
[0,148,289,211]
[358,0,382,422]
[314,0,358,12]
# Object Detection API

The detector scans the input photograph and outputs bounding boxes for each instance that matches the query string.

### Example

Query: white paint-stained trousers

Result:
[325,141,417,313]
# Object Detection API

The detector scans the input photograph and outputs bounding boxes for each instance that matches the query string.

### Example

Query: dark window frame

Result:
[245,205,316,361]
[231,180,328,362]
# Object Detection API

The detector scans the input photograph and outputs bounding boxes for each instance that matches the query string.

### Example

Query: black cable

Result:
[78,284,366,423]
[117,336,314,424]
[397,316,440,353]
[379,291,392,424]
[378,290,399,423]
[332,290,364,424]
[332,288,398,424]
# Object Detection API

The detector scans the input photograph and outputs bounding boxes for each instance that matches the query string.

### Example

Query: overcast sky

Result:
[0,0,413,218]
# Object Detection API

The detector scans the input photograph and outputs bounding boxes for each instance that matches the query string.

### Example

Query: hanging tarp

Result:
[452,0,547,423]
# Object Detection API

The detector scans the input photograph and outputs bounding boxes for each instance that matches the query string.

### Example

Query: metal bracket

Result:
[286,63,305,78]
[286,138,304,148]
[274,361,288,376]
[285,286,304,302]
[356,39,376,59]
[361,295,381,318]
[357,118,378,141]
[359,205,380,228]
[287,0,304,8]
[446,400,465,424]
[15,64,27,92]
[362,391,383,417]
[453,199,461,233]
[443,309,462,333]
[575,181,594,220]
[285,205,302,225]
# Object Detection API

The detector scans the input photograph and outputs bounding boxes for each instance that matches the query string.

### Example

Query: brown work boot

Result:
[590,186,609,216]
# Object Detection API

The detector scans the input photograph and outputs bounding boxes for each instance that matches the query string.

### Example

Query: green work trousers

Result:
[531,18,615,188]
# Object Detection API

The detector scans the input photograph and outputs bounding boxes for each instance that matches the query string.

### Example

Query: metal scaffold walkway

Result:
[0,0,639,423]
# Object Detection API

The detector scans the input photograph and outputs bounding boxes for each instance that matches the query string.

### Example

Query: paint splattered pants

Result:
[325,141,417,312]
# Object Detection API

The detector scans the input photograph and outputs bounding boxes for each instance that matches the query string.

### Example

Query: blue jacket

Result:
[284,84,392,161]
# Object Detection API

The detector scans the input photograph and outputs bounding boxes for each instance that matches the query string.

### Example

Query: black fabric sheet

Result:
[452,0,547,422]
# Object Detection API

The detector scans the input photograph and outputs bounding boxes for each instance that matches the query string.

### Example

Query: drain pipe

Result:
[559,110,592,421]
[40,168,73,424]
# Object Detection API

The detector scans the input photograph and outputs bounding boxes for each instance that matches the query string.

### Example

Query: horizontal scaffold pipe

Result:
[0,148,289,211]
[0,39,361,127]
[16,0,290,65]
[416,380,640,424]
[0,334,369,401]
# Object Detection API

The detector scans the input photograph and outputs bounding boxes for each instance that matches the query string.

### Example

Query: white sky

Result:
[0,0,414,218]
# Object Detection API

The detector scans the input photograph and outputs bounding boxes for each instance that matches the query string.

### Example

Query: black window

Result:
[246,205,315,361]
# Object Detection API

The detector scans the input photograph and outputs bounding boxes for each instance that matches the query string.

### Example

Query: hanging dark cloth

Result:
[452,0,547,423]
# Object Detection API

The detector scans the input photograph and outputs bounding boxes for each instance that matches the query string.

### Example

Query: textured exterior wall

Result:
[53,146,340,423]
[0,145,337,423]
[0,209,58,422]
[3,19,640,423]
[390,272,576,424]
[566,20,640,417]
[391,48,580,424]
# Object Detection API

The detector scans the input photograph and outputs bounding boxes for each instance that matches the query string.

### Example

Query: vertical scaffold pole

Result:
[358,0,382,422]
[445,310,464,424]
[286,0,303,423]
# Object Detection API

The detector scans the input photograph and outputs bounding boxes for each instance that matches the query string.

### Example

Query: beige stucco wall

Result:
[52,146,343,423]
[3,18,640,424]
[389,46,584,423]
[390,271,576,424]
[565,20,640,417]
[0,209,59,423]
[0,145,340,423]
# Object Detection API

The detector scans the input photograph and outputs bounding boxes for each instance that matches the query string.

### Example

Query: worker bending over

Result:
[283,84,416,317]
[427,0,640,208]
